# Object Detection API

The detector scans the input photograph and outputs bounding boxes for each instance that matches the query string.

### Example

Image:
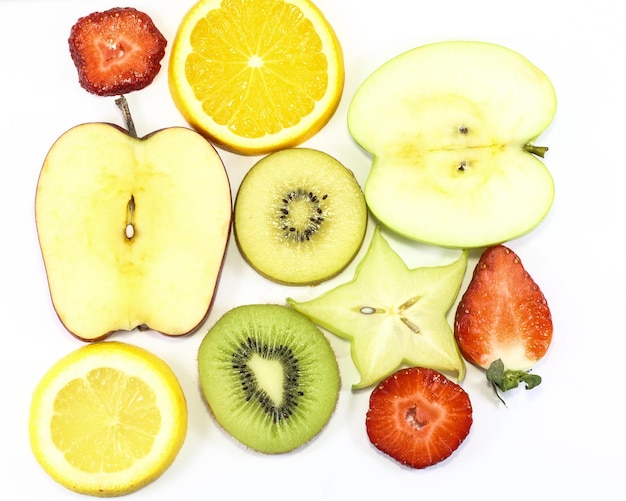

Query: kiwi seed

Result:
[232,336,303,422]
[276,188,329,242]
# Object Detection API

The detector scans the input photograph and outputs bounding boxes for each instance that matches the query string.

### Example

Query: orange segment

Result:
[29,342,187,497]
[169,0,344,155]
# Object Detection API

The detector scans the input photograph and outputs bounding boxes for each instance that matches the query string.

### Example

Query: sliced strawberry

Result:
[366,367,472,469]
[68,7,167,96]
[454,245,552,393]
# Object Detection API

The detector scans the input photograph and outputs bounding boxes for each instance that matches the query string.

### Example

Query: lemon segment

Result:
[29,342,187,497]
[169,0,344,155]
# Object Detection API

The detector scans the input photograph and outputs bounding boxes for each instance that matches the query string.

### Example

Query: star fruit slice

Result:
[288,227,467,389]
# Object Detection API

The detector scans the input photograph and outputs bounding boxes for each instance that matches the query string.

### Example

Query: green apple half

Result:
[35,123,232,341]
[348,41,557,248]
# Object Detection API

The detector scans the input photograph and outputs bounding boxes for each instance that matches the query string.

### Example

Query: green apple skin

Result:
[348,41,557,249]
[35,123,232,341]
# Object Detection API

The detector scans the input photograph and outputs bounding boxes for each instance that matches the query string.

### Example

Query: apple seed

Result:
[125,195,135,239]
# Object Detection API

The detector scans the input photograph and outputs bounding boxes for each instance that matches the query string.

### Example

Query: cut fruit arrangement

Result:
[29,0,557,495]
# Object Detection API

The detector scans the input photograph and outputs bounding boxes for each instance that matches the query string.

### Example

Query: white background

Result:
[1,0,624,499]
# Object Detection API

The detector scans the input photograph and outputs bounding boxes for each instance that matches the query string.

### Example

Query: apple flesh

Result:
[35,123,232,341]
[348,41,557,248]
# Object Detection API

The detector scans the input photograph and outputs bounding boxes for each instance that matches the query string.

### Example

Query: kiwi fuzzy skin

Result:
[197,304,340,454]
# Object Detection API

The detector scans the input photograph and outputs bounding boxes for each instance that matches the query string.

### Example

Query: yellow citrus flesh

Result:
[168,0,344,155]
[29,342,187,497]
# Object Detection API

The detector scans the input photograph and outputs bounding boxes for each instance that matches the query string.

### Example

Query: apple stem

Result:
[524,144,549,158]
[115,95,137,138]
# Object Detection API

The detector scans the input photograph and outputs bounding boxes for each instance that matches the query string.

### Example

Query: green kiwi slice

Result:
[198,304,340,454]
[234,148,368,285]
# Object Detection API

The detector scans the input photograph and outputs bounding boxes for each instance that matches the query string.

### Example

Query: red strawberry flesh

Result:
[366,367,472,469]
[454,245,553,371]
[68,7,167,96]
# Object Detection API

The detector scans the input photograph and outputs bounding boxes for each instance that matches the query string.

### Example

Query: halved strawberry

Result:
[366,367,472,469]
[68,7,167,96]
[454,245,552,394]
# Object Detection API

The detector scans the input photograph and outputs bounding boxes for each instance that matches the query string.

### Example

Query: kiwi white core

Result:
[247,355,285,406]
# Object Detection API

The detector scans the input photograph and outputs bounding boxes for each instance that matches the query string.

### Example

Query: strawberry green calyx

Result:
[486,358,542,404]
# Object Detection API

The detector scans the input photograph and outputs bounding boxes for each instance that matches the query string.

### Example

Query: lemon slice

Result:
[29,342,187,497]
[168,0,344,155]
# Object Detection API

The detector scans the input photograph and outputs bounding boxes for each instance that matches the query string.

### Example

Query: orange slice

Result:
[168,0,344,155]
[29,342,187,496]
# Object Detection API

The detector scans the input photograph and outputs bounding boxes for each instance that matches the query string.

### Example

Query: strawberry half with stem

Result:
[68,7,167,97]
[454,245,553,399]
[366,367,473,469]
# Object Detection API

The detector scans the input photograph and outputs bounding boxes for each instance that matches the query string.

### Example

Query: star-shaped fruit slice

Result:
[288,227,467,389]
